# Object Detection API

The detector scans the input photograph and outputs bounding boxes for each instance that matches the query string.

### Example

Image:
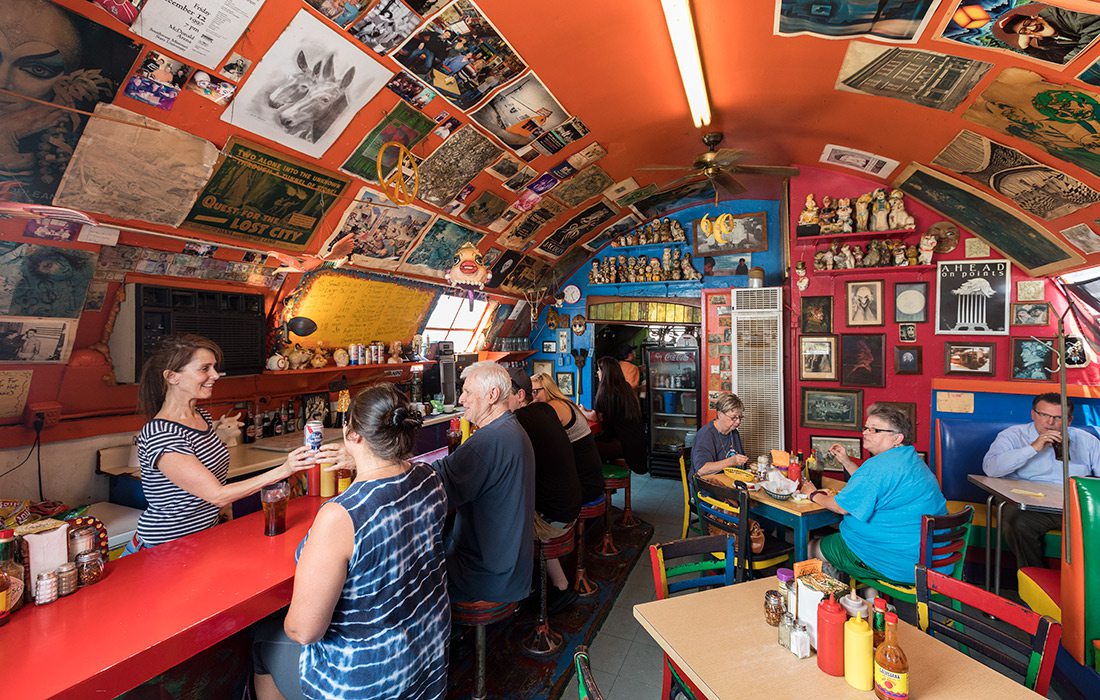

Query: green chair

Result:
[573,645,606,699]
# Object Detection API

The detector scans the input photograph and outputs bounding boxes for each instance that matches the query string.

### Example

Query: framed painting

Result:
[799,335,838,381]
[1066,336,1090,368]
[1011,303,1050,326]
[693,211,768,257]
[532,360,553,378]
[894,281,928,323]
[840,334,885,387]
[542,340,557,353]
[944,342,996,376]
[1011,338,1057,381]
[810,436,862,470]
[556,371,575,396]
[935,260,1009,335]
[800,296,833,333]
[898,323,917,343]
[846,280,884,326]
[894,346,922,375]
[801,387,863,431]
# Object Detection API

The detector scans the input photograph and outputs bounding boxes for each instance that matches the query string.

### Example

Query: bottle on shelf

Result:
[281,402,292,434]
[241,404,255,444]
[807,448,823,489]
[262,411,273,438]
[447,418,462,455]
[272,409,284,436]
[873,611,909,700]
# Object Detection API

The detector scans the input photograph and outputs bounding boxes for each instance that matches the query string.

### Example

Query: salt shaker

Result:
[56,562,78,597]
[35,571,58,605]
[791,621,812,659]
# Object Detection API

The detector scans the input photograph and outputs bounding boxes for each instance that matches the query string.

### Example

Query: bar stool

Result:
[574,495,606,596]
[604,460,639,528]
[522,525,576,656]
[451,599,519,700]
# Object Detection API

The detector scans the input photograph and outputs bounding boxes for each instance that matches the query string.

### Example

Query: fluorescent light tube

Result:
[661,0,711,127]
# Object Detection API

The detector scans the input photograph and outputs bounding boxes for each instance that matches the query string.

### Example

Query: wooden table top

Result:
[700,472,846,517]
[967,475,1064,513]
[634,577,1041,699]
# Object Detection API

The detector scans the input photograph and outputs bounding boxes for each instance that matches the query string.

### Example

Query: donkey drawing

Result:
[267,50,322,109]
[276,54,355,143]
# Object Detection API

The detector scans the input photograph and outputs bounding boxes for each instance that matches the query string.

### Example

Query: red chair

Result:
[573,495,606,596]
[915,565,1062,695]
[451,600,520,700]
[522,524,576,656]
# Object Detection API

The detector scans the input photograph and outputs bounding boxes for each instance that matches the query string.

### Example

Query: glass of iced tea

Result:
[261,481,289,536]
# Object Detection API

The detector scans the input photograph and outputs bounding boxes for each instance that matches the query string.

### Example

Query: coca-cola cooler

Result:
[644,346,700,478]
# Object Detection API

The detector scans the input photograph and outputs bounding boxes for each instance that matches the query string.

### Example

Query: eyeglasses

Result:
[862,425,899,434]
[722,412,744,422]
[532,387,545,395]
[1033,409,1064,422]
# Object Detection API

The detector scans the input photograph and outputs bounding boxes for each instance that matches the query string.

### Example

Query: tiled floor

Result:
[561,473,686,699]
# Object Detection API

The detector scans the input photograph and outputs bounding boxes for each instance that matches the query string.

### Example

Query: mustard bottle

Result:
[844,610,874,691]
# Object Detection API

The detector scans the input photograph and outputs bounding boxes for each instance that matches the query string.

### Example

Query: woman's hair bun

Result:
[389,405,424,429]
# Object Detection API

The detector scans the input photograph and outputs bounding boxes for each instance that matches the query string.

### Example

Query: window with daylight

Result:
[423,294,495,353]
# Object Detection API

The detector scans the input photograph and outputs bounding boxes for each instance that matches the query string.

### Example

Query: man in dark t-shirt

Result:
[507,368,581,613]
[432,362,535,604]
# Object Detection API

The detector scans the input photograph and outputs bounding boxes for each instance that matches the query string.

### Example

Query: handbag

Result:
[749,519,765,555]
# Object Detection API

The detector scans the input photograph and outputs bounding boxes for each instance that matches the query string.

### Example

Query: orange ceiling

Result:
[41,0,1100,274]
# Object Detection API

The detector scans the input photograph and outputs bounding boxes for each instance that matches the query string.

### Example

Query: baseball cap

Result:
[507,367,533,396]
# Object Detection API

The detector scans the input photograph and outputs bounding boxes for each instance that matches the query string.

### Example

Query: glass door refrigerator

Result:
[644,345,700,478]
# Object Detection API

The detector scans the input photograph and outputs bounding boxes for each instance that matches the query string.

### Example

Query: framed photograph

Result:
[1066,336,1090,368]
[810,436,862,470]
[894,282,928,323]
[873,401,917,435]
[800,296,833,333]
[936,260,1010,335]
[542,340,557,353]
[1016,280,1045,302]
[944,342,996,375]
[533,360,553,378]
[693,211,768,257]
[799,335,838,381]
[846,280,884,326]
[894,346,922,374]
[557,328,570,353]
[1011,303,1049,326]
[840,334,885,388]
[801,387,863,431]
[1011,338,1057,381]
[556,371,575,396]
[300,392,329,425]
[898,323,916,343]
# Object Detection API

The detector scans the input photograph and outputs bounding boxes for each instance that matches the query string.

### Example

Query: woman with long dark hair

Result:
[586,356,646,474]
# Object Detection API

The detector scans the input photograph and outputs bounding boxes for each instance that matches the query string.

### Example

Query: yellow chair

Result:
[678,452,705,539]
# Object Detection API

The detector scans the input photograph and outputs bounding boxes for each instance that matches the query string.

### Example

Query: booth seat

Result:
[1059,476,1100,670]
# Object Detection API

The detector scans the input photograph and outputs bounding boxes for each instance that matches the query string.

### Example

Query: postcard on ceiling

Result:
[399,217,485,279]
[937,1,1100,68]
[416,126,503,206]
[932,129,1100,221]
[835,41,991,112]
[0,316,79,364]
[54,105,219,228]
[0,243,96,319]
[318,188,435,271]
[774,0,942,43]
[222,10,392,158]
[341,102,438,182]
[469,73,570,150]
[892,163,1083,277]
[819,144,900,178]
[133,0,265,70]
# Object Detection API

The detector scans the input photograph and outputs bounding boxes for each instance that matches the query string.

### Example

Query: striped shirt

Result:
[298,462,450,700]
[136,408,229,547]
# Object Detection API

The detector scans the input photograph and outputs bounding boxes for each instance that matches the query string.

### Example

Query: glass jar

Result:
[56,562,78,597]
[75,551,105,586]
[69,526,97,560]
[764,589,785,627]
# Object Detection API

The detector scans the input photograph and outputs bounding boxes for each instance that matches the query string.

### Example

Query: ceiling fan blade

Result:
[661,173,704,190]
[637,165,693,172]
[711,148,742,167]
[713,171,746,197]
[730,164,800,178]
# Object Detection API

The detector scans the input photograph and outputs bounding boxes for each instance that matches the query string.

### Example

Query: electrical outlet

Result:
[24,401,62,429]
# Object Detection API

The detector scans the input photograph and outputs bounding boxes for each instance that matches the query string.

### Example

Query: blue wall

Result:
[529,199,783,408]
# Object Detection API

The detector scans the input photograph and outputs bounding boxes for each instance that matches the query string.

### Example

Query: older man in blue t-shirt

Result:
[801,403,947,585]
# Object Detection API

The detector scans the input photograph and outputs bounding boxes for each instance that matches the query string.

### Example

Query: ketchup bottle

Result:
[817,592,847,677]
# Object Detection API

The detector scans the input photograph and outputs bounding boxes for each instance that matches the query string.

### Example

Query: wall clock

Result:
[562,284,582,304]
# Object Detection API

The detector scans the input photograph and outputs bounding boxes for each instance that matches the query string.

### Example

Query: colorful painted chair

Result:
[915,565,1061,695]
[573,495,606,596]
[649,534,738,700]
[522,524,577,656]
[451,600,520,700]
[1056,476,1100,671]
[678,451,704,539]
[694,481,793,575]
[573,645,606,700]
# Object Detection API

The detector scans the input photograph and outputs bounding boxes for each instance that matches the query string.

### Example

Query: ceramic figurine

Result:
[841,243,856,269]
[658,218,672,242]
[672,248,682,280]
[906,244,919,267]
[835,197,853,233]
[662,248,672,275]
[871,188,890,232]
[670,219,686,241]
[863,240,883,268]
[795,261,809,291]
[608,257,617,284]
[589,260,601,284]
[918,232,937,265]
[855,193,872,232]
[888,189,915,230]
[266,352,290,371]
[286,343,314,370]
[333,347,350,367]
[625,256,636,282]
[813,249,831,271]
[851,244,864,268]
[818,195,838,233]
[892,241,908,266]
[682,252,701,280]
[796,194,821,236]
[388,340,404,363]
[310,348,330,369]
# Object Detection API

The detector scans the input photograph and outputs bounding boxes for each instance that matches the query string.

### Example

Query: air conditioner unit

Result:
[729,287,784,460]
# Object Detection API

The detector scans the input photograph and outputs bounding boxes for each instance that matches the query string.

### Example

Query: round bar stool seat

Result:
[522,525,576,656]
[603,460,639,528]
[452,599,520,700]
[574,495,606,596]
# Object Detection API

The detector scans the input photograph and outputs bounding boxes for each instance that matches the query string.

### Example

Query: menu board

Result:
[133,0,266,70]
[288,270,437,347]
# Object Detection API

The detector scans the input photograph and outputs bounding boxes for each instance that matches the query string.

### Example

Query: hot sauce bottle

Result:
[873,611,909,700]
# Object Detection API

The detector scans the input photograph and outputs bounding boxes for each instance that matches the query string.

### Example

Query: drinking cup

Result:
[1053,437,1066,461]
[261,481,289,536]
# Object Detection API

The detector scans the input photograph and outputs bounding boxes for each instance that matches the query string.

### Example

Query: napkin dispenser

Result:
[15,519,70,601]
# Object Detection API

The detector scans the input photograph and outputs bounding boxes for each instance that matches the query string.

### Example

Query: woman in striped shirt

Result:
[253,383,450,700]
[128,334,328,552]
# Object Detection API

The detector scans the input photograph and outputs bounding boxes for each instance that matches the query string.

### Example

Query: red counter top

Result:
[4,497,325,699]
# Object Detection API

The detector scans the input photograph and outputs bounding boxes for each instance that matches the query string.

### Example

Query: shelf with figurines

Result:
[605,216,689,249]
[794,232,939,283]
[794,188,921,241]
[587,245,703,286]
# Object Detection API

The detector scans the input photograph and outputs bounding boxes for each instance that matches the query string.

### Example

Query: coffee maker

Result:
[422,341,456,404]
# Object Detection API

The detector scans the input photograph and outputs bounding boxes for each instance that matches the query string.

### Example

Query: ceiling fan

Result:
[639,132,799,200]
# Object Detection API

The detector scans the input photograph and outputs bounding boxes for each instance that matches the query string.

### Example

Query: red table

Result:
[4,496,325,699]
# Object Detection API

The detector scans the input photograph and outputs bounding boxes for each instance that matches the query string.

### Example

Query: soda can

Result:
[357,343,367,365]
[348,344,358,366]
[304,420,324,452]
